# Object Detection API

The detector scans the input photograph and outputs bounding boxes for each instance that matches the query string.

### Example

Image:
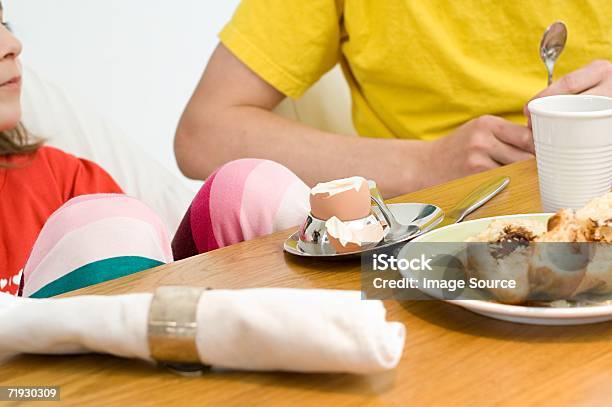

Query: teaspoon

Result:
[540,21,568,86]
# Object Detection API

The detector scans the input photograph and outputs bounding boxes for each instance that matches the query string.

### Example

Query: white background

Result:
[4,0,240,176]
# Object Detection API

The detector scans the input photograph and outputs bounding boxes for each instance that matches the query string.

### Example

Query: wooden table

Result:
[2,159,611,406]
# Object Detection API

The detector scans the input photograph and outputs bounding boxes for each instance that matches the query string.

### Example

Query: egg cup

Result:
[298,211,386,255]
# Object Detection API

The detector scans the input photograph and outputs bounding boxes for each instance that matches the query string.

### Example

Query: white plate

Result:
[399,214,612,325]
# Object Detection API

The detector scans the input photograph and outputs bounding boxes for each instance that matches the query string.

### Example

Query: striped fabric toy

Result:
[21,194,173,298]
[173,159,310,260]
[20,159,310,297]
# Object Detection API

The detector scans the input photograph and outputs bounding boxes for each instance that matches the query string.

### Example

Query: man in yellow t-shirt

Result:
[175,0,612,197]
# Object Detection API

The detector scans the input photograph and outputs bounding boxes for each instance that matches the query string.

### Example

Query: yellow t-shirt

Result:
[220,1,612,141]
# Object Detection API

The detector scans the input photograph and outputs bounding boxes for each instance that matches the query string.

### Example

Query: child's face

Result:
[0,5,22,132]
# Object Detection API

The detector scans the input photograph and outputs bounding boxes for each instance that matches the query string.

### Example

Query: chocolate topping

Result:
[589,218,612,243]
[497,226,538,244]
[490,226,537,259]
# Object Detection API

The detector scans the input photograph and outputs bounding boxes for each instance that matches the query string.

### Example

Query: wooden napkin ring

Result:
[147,286,211,366]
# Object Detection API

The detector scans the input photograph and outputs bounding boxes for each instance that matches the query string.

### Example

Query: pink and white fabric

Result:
[172,159,310,260]
[18,159,309,297]
[21,194,173,298]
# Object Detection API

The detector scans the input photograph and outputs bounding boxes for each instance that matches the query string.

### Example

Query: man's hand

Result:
[524,60,612,119]
[426,115,534,184]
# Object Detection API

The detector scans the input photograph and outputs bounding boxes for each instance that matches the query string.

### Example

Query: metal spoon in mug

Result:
[540,21,567,86]
[370,176,510,241]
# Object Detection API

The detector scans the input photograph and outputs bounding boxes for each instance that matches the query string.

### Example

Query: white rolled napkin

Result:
[0,289,405,374]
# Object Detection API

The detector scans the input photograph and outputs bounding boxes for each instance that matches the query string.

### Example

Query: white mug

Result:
[528,95,612,212]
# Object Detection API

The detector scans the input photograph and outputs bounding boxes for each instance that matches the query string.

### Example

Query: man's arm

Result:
[176,44,533,197]
[175,44,430,197]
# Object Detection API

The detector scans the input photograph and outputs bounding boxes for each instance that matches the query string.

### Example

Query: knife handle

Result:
[441,176,510,227]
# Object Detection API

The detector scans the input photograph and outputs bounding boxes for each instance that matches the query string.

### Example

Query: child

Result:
[0,2,309,297]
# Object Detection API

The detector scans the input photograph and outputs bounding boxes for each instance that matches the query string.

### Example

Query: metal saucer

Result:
[283,203,443,259]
